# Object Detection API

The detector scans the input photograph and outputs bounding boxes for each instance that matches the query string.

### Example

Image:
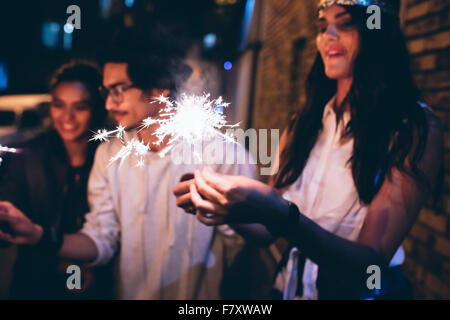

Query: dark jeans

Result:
[271,262,413,300]
[316,265,413,300]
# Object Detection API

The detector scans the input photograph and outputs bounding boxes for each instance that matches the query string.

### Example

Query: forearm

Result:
[58,233,98,263]
[230,223,275,246]
[291,213,386,275]
[266,203,387,284]
[24,225,98,263]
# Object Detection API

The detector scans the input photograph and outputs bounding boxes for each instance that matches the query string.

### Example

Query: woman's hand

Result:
[0,201,43,245]
[189,167,289,226]
[173,173,196,214]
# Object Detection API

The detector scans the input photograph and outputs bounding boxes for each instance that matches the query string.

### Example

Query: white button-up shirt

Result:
[275,96,404,299]
[81,130,256,299]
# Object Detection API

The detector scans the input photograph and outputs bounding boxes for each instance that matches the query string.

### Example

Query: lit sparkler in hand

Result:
[0,145,18,165]
[141,93,240,159]
[91,93,239,166]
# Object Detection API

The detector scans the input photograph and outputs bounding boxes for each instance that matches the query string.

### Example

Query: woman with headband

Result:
[174,0,444,299]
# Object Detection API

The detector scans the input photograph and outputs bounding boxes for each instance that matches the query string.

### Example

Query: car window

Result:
[0,110,15,126]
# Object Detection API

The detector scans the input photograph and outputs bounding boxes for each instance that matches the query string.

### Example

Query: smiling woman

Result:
[174,0,444,300]
[50,83,93,151]
[48,60,107,167]
[0,59,111,299]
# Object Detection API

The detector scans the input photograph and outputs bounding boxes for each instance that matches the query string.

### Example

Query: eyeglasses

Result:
[98,83,134,103]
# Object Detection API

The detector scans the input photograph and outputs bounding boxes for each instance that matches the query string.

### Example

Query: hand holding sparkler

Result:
[175,168,289,227]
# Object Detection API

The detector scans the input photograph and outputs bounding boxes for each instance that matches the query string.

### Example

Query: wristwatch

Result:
[286,201,300,239]
[266,201,300,238]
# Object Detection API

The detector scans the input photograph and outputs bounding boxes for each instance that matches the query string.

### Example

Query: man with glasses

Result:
[0,27,256,299]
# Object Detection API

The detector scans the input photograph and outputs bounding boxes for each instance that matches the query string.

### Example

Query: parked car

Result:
[0,94,51,145]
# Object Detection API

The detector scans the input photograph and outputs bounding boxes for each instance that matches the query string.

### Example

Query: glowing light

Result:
[91,94,239,166]
[99,0,112,18]
[41,22,60,49]
[63,23,74,34]
[63,31,73,50]
[142,93,239,160]
[124,0,135,8]
[90,126,125,142]
[109,138,149,167]
[240,0,255,50]
[0,145,18,166]
[203,33,217,49]
[224,61,232,71]
[0,62,7,90]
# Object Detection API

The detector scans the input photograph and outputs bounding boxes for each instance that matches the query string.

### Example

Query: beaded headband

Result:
[318,0,396,15]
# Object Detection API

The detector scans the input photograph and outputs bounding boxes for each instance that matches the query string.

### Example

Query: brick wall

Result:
[251,0,319,131]
[249,0,450,298]
[402,0,450,299]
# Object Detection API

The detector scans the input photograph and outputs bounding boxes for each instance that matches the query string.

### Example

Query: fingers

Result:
[0,201,23,218]
[200,168,230,194]
[0,229,12,242]
[0,201,13,208]
[184,205,196,215]
[174,176,195,215]
[0,201,14,214]
[176,193,192,208]
[176,193,196,215]
[173,173,195,196]
[173,179,194,196]
[190,183,227,215]
[180,173,194,182]
[11,236,32,246]
[194,170,228,207]
[196,210,225,226]
[0,210,15,224]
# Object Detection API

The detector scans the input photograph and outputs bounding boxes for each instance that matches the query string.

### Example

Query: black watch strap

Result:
[265,201,300,238]
[285,201,300,239]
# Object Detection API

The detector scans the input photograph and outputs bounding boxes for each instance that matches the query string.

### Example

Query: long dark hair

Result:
[274,6,430,204]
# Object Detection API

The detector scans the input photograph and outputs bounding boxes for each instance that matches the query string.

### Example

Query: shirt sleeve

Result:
[80,143,120,266]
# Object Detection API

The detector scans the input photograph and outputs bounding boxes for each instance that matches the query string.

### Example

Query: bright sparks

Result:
[90,126,125,142]
[91,93,239,166]
[142,93,240,159]
[0,145,18,165]
[109,138,150,167]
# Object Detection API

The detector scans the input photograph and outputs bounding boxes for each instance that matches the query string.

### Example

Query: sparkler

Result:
[90,125,125,142]
[108,138,150,167]
[91,93,239,166]
[0,145,18,166]
[142,93,240,159]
